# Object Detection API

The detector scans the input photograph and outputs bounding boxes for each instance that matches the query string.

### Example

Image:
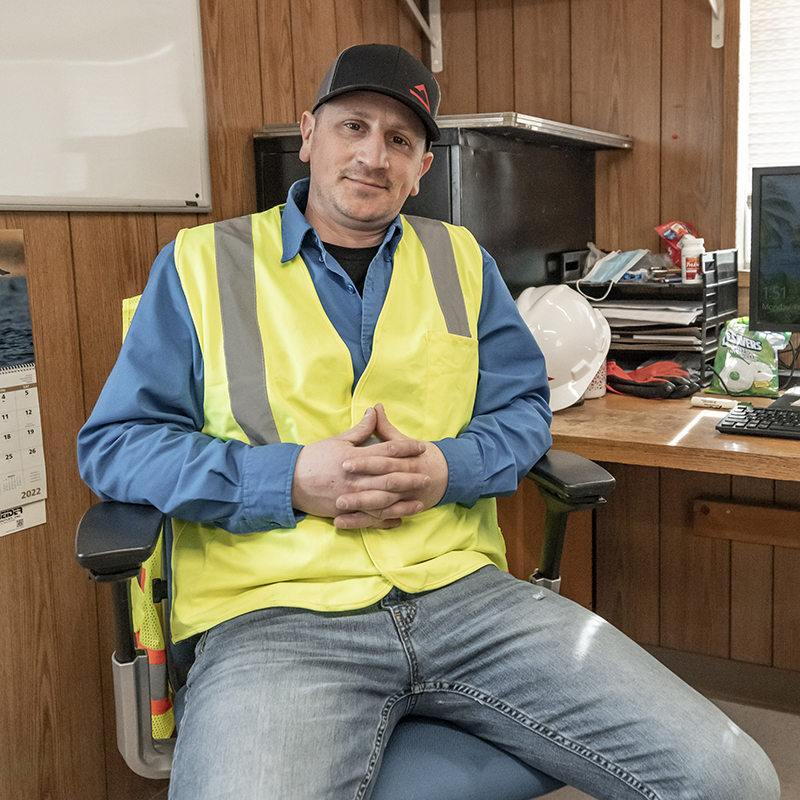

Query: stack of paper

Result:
[593,300,704,351]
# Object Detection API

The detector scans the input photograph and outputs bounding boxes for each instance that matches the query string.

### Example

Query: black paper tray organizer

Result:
[573,250,738,387]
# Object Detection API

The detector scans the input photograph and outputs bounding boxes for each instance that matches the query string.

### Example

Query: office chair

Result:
[76,449,614,800]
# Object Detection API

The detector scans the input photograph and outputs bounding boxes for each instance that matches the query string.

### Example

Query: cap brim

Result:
[313,86,441,142]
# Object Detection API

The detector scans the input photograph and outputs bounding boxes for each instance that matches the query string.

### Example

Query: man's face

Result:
[299,92,434,244]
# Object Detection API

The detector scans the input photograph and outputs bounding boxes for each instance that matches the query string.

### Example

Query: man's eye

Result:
[392,136,408,146]
[345,122,362,131]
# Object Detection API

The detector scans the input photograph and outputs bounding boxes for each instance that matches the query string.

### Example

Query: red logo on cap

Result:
[410,83,431,113]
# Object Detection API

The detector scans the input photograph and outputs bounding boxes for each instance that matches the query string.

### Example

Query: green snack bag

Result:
[709,317,787,397]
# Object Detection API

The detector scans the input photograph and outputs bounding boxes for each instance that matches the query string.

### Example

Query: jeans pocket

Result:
[195,629,209,657]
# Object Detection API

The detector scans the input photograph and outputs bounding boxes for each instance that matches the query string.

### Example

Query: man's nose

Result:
[356,130,389,168]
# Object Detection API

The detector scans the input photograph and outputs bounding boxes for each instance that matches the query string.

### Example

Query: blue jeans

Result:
[169,566,779,799]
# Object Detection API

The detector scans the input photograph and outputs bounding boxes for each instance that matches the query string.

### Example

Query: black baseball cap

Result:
[313,44,441,142]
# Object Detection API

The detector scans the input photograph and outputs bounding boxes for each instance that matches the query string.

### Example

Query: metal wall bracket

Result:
[402,0,443,72]
[709,0,725,48]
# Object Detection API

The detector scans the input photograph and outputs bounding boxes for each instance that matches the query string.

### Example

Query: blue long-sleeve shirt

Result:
[77,180,552,533]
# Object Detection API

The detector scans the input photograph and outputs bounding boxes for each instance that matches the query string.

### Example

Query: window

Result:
[737,0,800,268]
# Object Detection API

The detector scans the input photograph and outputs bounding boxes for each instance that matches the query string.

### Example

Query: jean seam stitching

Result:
[354,691,410,800]
[420,680,661,800]
[388,605,420,689]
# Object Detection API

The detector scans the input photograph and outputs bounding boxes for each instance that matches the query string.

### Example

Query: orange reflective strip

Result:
[151,697,173,717]
[146,647,167,665]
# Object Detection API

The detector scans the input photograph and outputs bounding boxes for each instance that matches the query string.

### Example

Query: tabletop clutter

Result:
[516,221,793,409]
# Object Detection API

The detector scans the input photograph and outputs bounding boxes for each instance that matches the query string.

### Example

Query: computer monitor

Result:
[749,165,800,333]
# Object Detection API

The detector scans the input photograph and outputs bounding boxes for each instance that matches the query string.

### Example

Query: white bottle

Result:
[680,235,705,284]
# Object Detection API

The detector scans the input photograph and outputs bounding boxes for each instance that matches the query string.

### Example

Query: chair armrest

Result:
[76,501,166,665]
[75,502,175,777]
[526,450,615,505]
[76,501,165,582]
[524,450,615,591]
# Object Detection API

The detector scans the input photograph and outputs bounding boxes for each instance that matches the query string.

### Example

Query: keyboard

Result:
[716,403,800,441]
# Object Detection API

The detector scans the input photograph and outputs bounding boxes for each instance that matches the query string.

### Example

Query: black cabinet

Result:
[254,112,632,299]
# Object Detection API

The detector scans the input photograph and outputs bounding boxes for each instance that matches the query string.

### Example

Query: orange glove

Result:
[606,360,699,399]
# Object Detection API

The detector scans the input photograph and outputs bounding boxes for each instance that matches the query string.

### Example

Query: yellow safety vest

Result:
[169,207,507,641]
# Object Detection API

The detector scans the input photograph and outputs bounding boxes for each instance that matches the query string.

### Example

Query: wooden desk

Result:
[501,391,800,711]
[550,392,799,481]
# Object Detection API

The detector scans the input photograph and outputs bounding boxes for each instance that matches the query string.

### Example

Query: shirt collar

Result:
[280,178,405,263]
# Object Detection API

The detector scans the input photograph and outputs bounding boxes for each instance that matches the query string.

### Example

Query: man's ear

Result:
[409,150,434,197]
[299,110,315,164]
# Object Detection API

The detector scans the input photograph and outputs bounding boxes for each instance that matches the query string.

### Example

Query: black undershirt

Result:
[323,242,380,296]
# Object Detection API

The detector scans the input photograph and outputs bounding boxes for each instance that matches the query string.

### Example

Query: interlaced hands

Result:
[290,403,448,529]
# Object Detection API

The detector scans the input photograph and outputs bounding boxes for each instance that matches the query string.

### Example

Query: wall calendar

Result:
[0,364,46,536]
[1,230,46,537]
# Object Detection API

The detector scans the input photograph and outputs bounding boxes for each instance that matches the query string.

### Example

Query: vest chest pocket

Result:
[424,331,479,440]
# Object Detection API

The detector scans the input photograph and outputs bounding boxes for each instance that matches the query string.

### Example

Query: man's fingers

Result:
[336,470,431,503]
[342,444,425,475]
[336,488,426,514]
[333,512,403,530]
[373,402,404,441]
[333,495,425,529]
[338,407,378,446]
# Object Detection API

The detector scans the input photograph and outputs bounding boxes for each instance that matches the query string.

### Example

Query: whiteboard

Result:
[0,0,211,212]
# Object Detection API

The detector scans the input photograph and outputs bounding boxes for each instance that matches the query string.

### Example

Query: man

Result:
[78,44,778,799]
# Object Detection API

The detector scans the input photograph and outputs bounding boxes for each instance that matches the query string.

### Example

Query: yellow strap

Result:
[122,294,142,341]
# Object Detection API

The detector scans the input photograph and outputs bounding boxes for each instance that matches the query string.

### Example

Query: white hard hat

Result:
[516,284,611,411]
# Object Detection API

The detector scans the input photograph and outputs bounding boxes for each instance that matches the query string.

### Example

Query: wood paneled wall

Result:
[0,1,739,797]
[594,464,800,673]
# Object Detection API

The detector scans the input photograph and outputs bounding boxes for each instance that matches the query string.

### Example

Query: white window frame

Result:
[737,0,800,270]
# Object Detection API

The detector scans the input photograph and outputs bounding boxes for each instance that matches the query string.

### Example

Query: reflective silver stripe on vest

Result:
[404,215,471,338]
[214,216,281,446]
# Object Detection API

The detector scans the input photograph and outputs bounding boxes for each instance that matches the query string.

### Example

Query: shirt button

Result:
[347,285,356,294]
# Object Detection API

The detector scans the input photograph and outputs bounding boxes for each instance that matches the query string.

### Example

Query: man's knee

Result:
[679,735,779,800]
